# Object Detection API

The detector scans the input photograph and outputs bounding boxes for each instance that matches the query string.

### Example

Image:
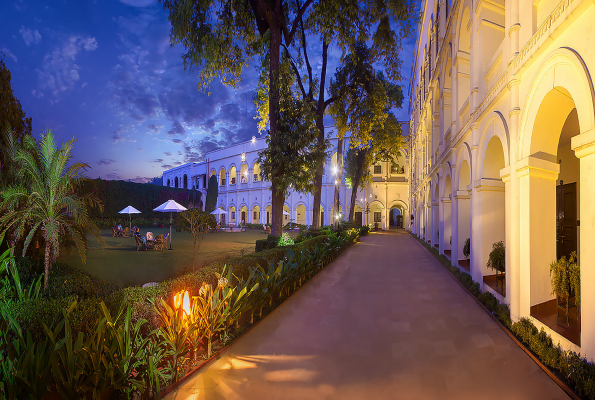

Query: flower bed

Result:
[0,228,361,399]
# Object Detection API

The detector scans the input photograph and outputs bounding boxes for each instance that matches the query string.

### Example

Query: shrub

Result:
[487,240,505,273]
[359,225,371,236]
[463,238,470,259]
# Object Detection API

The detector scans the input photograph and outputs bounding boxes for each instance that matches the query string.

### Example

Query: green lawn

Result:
[57,228,272,288]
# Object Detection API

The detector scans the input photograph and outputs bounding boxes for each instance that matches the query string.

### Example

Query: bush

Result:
[359,225,371,236]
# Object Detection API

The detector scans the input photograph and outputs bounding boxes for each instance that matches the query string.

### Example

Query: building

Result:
[163,127,410,230]
[409,0,595,356]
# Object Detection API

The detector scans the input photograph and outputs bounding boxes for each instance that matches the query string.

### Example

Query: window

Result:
[253,211,258,220]
[391,164,399,173]
[221,178,226,186]
[374,165,381,174]
[374,212,382,222]
[231,177,236,184]
[253,173,258,182]
[231,211,236,220]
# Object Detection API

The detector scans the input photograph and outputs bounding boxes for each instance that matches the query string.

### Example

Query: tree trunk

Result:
[348,175,361,222]
[269,20,284,237]
[311,40,330,229]
[333,139,343,229]
[44,241,50,290]
[348,150,366,221]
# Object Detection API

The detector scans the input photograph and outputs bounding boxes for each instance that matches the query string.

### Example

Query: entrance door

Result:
[355,212,362,226]
[556,182,577,260]
[241,211,246,224]
[396,215,403,228]
[266,212,270,224]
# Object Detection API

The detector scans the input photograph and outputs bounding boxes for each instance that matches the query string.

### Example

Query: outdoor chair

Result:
[155,233,168,250]
[146,232,155,250]
[112,227,119,237]
[134,235,146,251]
[123,227,130,237]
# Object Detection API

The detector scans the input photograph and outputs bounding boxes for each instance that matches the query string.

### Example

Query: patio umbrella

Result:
[282,210,290,215]
[118,206,141,234]
[210,208,227,224]
[153,200,187,250]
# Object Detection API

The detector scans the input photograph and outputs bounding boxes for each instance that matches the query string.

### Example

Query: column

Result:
[517,156,559,317]
[454,191,471,272]
[571,131,595,358]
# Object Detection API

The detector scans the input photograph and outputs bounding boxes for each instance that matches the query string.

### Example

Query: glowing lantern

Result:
[174,290,192,317]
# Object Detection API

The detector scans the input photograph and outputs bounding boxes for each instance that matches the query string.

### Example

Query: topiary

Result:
[487,240,505,273]
[463,238,470,259]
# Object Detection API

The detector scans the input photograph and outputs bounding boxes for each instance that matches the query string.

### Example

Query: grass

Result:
[57,228,297,288]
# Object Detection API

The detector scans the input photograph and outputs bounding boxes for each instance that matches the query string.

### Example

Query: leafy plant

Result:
[463,237,470,259]
[192,282,233,358]
[175,208,216,272]
[486,241,505,273]
[550,251,580,306]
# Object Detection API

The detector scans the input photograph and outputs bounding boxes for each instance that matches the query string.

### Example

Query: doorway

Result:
[557,182,577,260]
[355,212,362,226]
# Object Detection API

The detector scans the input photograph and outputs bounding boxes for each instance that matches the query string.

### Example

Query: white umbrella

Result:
[210,208,227,215]
[153,200,187,250]
[118,206,141,234]
[282,210,290,215]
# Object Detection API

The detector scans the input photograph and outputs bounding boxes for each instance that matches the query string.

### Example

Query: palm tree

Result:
[0,129,104,289]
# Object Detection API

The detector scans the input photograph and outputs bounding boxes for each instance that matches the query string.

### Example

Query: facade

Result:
[409,0,595,357]
[163,127,410,231]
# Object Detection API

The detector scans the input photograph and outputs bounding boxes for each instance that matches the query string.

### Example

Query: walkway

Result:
[166,231,569,400]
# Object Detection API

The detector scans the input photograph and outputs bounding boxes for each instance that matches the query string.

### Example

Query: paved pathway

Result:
[165,230,569,400]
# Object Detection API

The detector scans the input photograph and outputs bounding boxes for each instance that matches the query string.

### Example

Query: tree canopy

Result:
[0,54,32,177]
[205,175,218,213]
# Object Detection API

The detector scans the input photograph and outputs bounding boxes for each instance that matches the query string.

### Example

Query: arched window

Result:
[174,177,179,188]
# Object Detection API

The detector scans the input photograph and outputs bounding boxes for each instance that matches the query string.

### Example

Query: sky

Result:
[1,0,416,183]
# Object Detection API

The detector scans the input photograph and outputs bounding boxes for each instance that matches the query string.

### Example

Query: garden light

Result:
[335,179,339,185]
[174,290,192,317]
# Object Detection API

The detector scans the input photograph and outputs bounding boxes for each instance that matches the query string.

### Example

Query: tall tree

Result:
[205,175,218,213]
[0,130,104,289]
[329,43,405,222]
[0,54,32,179]
[160,0,416,234]
[280,1,417,228]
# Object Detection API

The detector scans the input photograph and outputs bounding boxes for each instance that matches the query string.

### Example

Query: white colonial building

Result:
[410,0,595,356]
[163,129,410,230]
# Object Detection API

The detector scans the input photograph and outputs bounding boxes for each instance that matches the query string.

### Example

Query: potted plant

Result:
[550,251,580,325]
[463,238,470,259]
[487,241,505,292]
[374,222,379,231]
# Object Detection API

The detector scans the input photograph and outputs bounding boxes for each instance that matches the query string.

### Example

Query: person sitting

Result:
[134,227,147,250]
[116,223,123,237]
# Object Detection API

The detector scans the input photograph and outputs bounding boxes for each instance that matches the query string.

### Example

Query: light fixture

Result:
[241,152,245,162]
[252,136,256,144]
[335,179,339,185]
[332,167,338,175]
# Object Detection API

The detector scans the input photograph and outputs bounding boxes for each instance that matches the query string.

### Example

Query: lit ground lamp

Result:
[173,290,191,317]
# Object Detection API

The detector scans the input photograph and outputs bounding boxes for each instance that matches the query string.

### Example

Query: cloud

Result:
[147,123,163,134]
[171,138,182,144]
[161,164,173,169]
[167,120,185,136]
[164,151,172,156]
[105,172,121,180]
[97,158,116,165]
[119,0,157,7]
[19,26,41,46]
[36,36,98,99]
[129,176,154,183]
[1,48,18,62]
[112,129,125,143]
[151,159,163,163]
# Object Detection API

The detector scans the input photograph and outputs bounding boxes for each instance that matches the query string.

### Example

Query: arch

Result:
[389,199,408,211]
[219,167,227,186]
[296,204,307,225]
[229,205,237,223]
[240,163,249,183]
[239,205,248,224]
[210,169,216,177]
[166,178,170,187]
[519,48,595,160]
[252,161,261,182]
[183,174,188,189]
[252,204,261,223]
[455,143,472,191]
[174,176,179,188]
[441,163,453,197]
[229,165,237,185]
[477,112,510,178]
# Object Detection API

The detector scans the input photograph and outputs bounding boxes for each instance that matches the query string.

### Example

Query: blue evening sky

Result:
[1,0,415,182]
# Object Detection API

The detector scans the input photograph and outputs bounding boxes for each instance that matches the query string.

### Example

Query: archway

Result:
[229,205,236,224]
[217,206,226,225]
[167,179,170,187]
[296,204,307,225]
[240,164,249,184]
[389,206,403,228]
[219,167,226,186]
[521,74,587,345]
[229,165,237,185]
[240,205,248,224]
[174,176,179,188]
[252,205,261,224]
[456,158,471,271]
[265,205,272,225]
[442,172,452,255]
[183,174,188,189]
[283,205,290,224]
[253,162,261,182]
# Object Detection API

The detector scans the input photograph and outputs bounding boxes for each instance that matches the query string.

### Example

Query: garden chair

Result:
[134,235,146,251]
[146,232,155,250]
[112,227,119,237]
[123,227,130,237]
[155,233,168,250]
